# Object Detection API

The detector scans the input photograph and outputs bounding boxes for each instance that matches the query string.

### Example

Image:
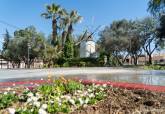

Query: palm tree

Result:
[66,10,82,36]
[41,3,64,46]
[60,10,82,47]
[62,10,82,59]
[59,9,68,48]
[148,0,165,16]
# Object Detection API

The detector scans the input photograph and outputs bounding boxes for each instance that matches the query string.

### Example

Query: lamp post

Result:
[27,42,31,68]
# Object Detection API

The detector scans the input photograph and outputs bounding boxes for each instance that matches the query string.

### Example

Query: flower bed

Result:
[0,77,108,114]
[0,77,165,114]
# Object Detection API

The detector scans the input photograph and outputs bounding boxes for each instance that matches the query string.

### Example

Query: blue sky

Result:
[0,0,150,49]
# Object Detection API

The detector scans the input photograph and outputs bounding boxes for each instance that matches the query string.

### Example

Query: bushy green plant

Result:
[64,35,74,59]
[79,61,86,67]
[65,80,84,93]
[0,93,18,109]
[144,65,165,70]
[63,62,70,67]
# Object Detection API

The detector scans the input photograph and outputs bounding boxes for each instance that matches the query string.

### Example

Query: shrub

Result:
[63,62,70,67]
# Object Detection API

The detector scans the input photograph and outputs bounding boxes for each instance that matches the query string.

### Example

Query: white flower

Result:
[78,98,84,105]
[85,98,89,104]
[87,89,92,92]
[36,93,41,98]
[95,84,100,88]
[77,90,82,93]
[12,91,16,94]
[35,83,39,86]
[39,108,47,114]
[103,84,107,88]
[4,92,8,95]
[41,104,48,110]
[60,95,64,99]
[27,92,33,97]
[41,78,43,80]
[50,100,54,104]
[83,91,88,96]
[31,96,38,101]
[69,99,75,105]
[55,97,60,101]
[27,98,32,103]
[7,87,11,91]
[89,93,95,98]
[33,101,40,107]
[30,109,34,112]
[100,87,104,91]
[64,95,71,100]
[8,108,15,114]
[25,87,29,91]
[58,102,62,106]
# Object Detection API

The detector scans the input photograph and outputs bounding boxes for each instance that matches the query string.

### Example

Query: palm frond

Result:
[41,13,52,19]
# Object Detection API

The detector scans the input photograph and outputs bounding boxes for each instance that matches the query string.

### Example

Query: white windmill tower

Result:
[79,17,100,58]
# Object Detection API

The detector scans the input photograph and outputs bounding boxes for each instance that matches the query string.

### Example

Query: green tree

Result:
[3,39,22,68]
[99,19,132,66]
[2,29,11,68]
[64,34,74,59]
[2,29,10,51]
[148,0,165,16]
[43,44,62,67]
[41,3,64,46]
[148,0,165,49]
[65,10,82,36]
[128,21,143,65]
[63,10,82,59]
[157,15,165,48]
[3,26,46,68]
[138,17,158,65]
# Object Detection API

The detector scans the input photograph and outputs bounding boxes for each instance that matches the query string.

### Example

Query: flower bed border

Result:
[0,78,165,92]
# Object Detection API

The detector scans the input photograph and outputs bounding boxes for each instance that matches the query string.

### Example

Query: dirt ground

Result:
[70,88,165,114]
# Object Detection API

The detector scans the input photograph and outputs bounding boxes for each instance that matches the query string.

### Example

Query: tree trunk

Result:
[62,31,67,48]
[148,54,152,65]
[52,19,57,46]
[133,56,138,66]
[67,24,73,37]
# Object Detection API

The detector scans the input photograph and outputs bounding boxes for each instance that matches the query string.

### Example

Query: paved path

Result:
[0,67,164,86]
[0,67,144,80]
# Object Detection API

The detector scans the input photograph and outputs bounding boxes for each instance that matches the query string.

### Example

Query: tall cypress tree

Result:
[3,29,10,51]
[64,34,74,59]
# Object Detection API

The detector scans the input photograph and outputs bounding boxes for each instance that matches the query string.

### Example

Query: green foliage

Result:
[0,93,18,109]
[157,15,165,49]
[98,17,161,66]
[62,58,102,67]
[65,80,84,93]
[3,26,46,67]
[38,84,54,95]
[2,29,10,52]
[148,0,165,16]
[144,65,165,70]
[62,62,70,67]
[64,35,74,59]
[43,44,62,68]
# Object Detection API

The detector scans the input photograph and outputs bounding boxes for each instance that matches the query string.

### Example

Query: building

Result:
[80,35,97,58]
[125,53,165,65]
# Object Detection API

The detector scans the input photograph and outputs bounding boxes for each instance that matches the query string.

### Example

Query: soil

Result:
[0,86,165,114]
[70,88,165,114]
